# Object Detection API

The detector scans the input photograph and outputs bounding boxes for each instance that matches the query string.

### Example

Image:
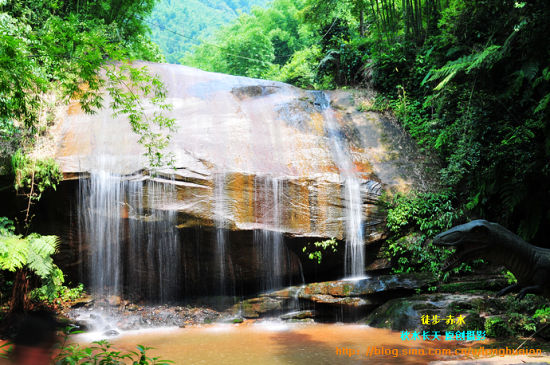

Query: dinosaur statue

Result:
[433,219,550,300]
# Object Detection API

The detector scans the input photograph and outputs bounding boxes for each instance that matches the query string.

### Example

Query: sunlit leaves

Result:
[1,0,174,170]
[0,228,59,279]
[105,63,176,169]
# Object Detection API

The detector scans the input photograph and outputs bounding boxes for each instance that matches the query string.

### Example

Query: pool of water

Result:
[99,323,468,364]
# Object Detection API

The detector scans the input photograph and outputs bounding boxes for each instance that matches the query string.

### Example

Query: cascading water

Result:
[213,172,235,298]
[78,169,124,298]
[313,91,366,278]
[254,176,288,292]
[126,177,181,302]
[78,167,181,302]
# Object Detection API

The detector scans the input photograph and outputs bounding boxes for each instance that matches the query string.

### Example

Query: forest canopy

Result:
[148,0,269,63]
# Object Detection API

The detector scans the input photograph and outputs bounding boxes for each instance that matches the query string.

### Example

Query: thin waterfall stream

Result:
[253,176,287,292]
[313,91,366,278]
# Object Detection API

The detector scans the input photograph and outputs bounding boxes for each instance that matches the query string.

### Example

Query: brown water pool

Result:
[100,323,472,364]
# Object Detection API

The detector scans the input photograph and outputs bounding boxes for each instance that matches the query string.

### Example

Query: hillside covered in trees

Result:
[148,0,269,63]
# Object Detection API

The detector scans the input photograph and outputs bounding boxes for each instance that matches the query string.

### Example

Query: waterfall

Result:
[213,172,235,297]
[79,170,124,298]
[254,176,287,291]
[78,165,181,302]
[313,91,365,278]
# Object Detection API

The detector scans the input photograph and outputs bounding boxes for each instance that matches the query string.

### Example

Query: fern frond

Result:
[0,234,59,277]
[27,234,59,258]
[465,45,502,72]
[499,180,525,213]
[428,45,502,91]
[0,235,28,272]
[26,248,54,279]
[535,93,550,114]
[434,70,458,91]
[318,49,339,69]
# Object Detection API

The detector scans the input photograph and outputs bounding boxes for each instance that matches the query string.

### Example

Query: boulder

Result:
[234,273,434,318]
[364,294,486,331]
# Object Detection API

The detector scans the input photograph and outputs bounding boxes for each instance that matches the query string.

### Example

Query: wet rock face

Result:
[67,300,223,332]
[39,63,431,300]
[232,273,434,320]
[364,294,488,332]
[52,63,426,241]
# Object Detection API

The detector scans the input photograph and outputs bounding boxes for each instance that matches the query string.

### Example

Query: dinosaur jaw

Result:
[433,231,488,271]
[440,243,487,271]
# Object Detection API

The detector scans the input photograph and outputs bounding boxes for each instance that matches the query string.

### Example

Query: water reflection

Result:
[110,324,463,364]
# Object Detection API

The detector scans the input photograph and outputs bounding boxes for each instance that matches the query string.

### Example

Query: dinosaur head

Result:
[433,219,493,270]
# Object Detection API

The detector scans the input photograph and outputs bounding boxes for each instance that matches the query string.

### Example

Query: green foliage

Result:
[1,0,174,171]
[0,338,175,365]
[502,270,517,285]
[183,0,315,81]
[533,307,550,324]
[275,45,321,88]
[149,0,269,64]
[12,150,62,198]
[426,45,503,91]
[357,0,550,244]
[0,216,15,235]
[385,191,461,237]
[0,217,76,309]
[0,216,84,305]
[302,238,338,264]
[485,295,550,338]
[0,231,59,278]
[9,150,63,226]
[383,191,463,274]
[484,316,513,338]
[104,64,177,169]
[508,312,537,334]
[31,267,85,304]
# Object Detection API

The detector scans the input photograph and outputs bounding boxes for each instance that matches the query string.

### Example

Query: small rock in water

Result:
[126,304,139,311]
[108,295,122,306]
[280,310,315,320]
[103,329,119,337]
[289,318,314,323]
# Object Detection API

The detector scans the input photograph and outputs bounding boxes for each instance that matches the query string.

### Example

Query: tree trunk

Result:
[10,269,30,313]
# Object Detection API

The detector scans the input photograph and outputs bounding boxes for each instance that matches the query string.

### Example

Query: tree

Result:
[183,0,311,80]
[1,0,174,170]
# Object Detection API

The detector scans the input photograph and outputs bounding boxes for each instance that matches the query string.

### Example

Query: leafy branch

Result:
[302,238,338,264]
[11,150,63,229]
[103,63,177,170]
